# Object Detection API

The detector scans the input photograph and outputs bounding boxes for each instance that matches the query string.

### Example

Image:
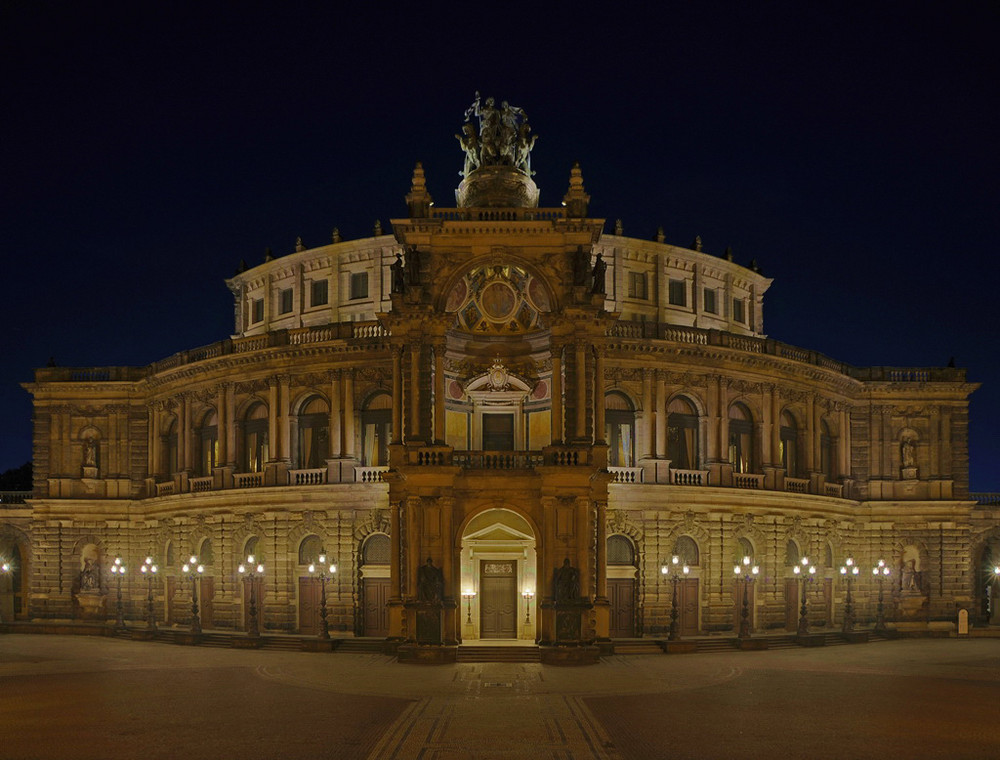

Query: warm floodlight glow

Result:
[238,564,246,574]
[682,565,690,575]
[189,556,197,565]
[743,556,751,566]
[672,555,680,565]
[801,557,809,566]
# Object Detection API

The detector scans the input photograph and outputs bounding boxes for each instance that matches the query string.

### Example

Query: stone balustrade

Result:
[233,472,262,489]
[154,481,175,496]
[971,493,1000,506]
[454,451,544,470]
[733,472,764,489]
[355,466,389,483]
[289,468,326,486]
[671,468,709,486]
[608,467,643,484]
[823,482,844,498]
[784,477,810,494]
[189,476,213,493]
[0,491,30,505]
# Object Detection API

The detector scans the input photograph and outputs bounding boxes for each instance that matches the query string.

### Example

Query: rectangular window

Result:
[279,288,293,314]
[251,298,264,324]
[733,298,745,323]
[627,271,647,300]
[668,279,686,307]
[703,288,717,314]
[310,279,328,306]
[350,271,369,300]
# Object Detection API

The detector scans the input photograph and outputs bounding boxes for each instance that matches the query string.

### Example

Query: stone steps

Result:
[456,645,541,663]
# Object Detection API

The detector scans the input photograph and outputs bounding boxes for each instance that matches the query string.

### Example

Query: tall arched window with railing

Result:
[243,402,269,473]
[780,410,799,477]
[667,396,699,469]
[297,396,330,469]
[728,402,754,473]
[605,392,635,467]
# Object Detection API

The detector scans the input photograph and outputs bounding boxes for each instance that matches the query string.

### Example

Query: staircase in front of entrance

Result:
[456,644,541,663]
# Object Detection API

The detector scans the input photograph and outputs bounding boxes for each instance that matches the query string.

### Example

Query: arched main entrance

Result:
[460,508,536,641]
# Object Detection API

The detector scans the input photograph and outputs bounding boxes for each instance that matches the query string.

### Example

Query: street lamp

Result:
[462,589,476,625]
[140,556,158,631]
[238,554,265,638]
[181,556,204,634]
[0,560,9,626]
[871,559,891,634]
[662,556,691,641]
[110,556,127,631]
[839,556,860,632]
[792,556,817,635]
[733,555,759,639]
[522,589,534,624]
[307,550,336,640]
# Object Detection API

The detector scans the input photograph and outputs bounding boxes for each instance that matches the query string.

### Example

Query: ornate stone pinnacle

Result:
[562,162,590,218]
[406,162,433,219]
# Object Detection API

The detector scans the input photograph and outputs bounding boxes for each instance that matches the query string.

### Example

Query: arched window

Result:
[824,542,834,568]
[672,535,700,566]
[780,411,799,477]
[607,535,635,566]
[197,410,219,476]
[165,540,175,569]
[199,539,214,566]
[737,537,754,563]
[728,402,754,473]
[667,396,699,469]
[298,535,323,565]
[362,534,390,565]
[244,536,261,561]
[243,402,269,473]
[820,418,837,479]
[297,396,330,469]
[785,539,800,566]
[605,392,635,467]
[362,393,392,466]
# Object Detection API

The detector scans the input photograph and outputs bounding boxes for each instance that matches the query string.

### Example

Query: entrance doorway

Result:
[608,579,635,637]
[363,577,391,637]
[460,507,537,642]
[480,560,517,638]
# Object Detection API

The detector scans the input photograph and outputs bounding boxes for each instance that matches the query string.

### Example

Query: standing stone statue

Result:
[417,557,444,603]
[901,437,916,468]
[591,252,607,294]
[554,558,580,603]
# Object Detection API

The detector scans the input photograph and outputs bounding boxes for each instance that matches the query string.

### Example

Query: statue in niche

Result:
[554,558,580,603]
[591,252,607,294]
[901,436,916,469]
[417,557,444,603]
[79,557,100,592]
[83,437,97,468]
[390,253,405,294]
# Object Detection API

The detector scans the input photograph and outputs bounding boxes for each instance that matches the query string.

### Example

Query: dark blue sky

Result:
[2,3,997,490]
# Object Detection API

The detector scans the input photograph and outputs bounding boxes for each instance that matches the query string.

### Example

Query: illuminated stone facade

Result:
[4,99,998,644]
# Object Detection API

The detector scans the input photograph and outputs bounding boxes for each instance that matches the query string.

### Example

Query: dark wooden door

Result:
[785,578,799,631]
[821,577,833,627]
[608,578,635,638]
[363,577,391,637]
[733,578,756,633]
[298,577,321,634]
[679,578,699,636]
[242,577,265,631]
[199,577,214,629]
[166,577,178,624]
[480,560,516,639]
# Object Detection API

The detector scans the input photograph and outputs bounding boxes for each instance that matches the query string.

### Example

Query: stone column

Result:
[279,375,291,462]
[655,373,667,458]
[329,372,342,458]
[593,347,606,444]
[575,342,587,440]
[216,385,228,466]
[812,396,823,473]
[717,380,729,465]
[150,404,161,477]
[771,386,782,465]
[761,385,773,465]
[550,345,563,444]
[225,383,236,467]
[391,348,403,444]
[595,500,608,599]
[343,371,356,458]
[410,345,421,441]
[433,340,446,444]
[929,406,940,478]
[839,406,850,478]
[642,369,653,459]
[268,380,279,462]
[181,394,193,471]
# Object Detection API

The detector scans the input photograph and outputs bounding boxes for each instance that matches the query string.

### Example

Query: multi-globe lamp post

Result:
[793,556,817,635]
[0,560,10,626]
[522,588,534,625]
[660,555,690,641]
[839,556,859,632]
[872,558,891,634]
[181,556,204,634]
[110,556,127,630]
[238,554,265,638]
[733,555,760,639]
[140,556,158,631]
[462,589,476,625]
[308,550,336,639]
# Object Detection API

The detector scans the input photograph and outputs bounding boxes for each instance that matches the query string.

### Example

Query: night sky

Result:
[2,4,997,490]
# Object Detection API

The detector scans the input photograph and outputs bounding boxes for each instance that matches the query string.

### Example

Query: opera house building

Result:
[3,97,996,660]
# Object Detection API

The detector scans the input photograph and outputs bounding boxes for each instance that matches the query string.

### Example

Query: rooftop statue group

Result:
[456,92,537,178]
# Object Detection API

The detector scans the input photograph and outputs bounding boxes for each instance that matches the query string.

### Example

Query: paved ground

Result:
[0,635,997,759]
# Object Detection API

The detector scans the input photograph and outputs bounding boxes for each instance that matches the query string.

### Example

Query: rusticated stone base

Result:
[841,631,870,644]
[539,645,600,666]
[174,632,203,646]
[130,629,157,641]
[737,638,769,651]
[397,644,458,664]
[663,641,698,654]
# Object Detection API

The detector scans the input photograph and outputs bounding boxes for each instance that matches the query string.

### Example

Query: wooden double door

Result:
[612,577,699,638]
[480,560,517,639]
